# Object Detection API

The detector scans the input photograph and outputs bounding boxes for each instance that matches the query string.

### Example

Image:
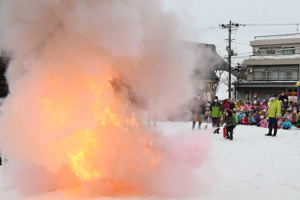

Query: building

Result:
[188,42,227,101]
[237,33,300,100]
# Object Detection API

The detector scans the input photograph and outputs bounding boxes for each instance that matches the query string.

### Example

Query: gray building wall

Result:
[238,34,300,100]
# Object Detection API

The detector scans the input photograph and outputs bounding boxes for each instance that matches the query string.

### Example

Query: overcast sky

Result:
[164,0,300,65]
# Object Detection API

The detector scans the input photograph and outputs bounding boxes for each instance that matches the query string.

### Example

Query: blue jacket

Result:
[282,121,292,129]
[238,113,246,122]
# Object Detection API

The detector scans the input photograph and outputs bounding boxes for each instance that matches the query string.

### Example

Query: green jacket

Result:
[267,99,281,118]
[235,113,239,123]
[209,103,223,118]
[223,114,236,127]
[296,112,300,122]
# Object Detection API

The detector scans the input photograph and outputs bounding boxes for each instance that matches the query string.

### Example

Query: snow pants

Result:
[212,117,221,133]
[268,118,278,135]
[226,125,235,140]
[211,117,221,127]
[192,121,202,129]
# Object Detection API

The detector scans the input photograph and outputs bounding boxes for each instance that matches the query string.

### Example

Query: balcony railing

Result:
[253,48,298,56]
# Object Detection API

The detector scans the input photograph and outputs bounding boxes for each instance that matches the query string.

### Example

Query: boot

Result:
[265,127,272,136]
[192,121,195,130]
[214,128,220,134]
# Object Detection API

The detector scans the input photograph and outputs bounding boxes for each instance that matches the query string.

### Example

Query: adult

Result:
[279,91,288,102]
[230,99,236,110]
[210,96,223,134]
[223,99,231,111]
[252,95,260,106]
[281,99,289,115]
[265,94,281,137]
[190,97,203,130]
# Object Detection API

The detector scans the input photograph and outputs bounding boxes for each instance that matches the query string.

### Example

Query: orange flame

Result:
[42,70,163,186]
[66,130,101,181]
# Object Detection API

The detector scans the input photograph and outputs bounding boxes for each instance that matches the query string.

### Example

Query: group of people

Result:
[190,92,300,140]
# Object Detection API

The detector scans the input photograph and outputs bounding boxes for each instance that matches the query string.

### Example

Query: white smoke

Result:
[0,0,212,198]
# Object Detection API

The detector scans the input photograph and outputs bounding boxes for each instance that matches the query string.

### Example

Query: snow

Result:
[1,122,300,200]
[254,33,300,41]
[246,54,300,60]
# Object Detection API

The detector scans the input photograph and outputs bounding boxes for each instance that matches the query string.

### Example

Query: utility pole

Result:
[220,21,244,99]
[234,63,242,101]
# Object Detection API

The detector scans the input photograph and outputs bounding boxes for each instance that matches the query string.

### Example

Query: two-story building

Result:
[237,33,300,100]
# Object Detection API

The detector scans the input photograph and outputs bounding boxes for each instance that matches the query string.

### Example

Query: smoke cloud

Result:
[0,0,212,199]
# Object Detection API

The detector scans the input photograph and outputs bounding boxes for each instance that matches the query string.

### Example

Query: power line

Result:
[199,27,219,32]
[245,23,300,26]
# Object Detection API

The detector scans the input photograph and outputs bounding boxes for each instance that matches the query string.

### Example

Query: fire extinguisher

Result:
[223,127,227,138]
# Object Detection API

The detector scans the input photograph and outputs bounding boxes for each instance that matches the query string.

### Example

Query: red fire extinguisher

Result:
[223,127,227,138]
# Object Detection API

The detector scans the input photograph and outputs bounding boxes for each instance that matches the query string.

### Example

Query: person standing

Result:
[279,91,288,102]
[222,110,236,140]
[210,96,223,134]
[265,94,281,137]
[190,97,203,130]
[252,95,260,106]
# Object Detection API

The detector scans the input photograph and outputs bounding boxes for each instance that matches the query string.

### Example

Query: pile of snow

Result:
[1,122,300,200]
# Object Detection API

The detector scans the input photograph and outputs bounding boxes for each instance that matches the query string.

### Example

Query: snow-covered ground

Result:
[1,122,300,200]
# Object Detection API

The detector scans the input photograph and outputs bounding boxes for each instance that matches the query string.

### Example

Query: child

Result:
[238,111,246,123]
[260,100,268,111]
[222,110,236,140]
[277,118,283,129]
[254,112,261,127]
[292,110,297,125]
[295,111,300,128]
[233,110,239,124]
[284,110,293,122]
[260,116,268,128]
[241,115,249,125]
[248,113,256,125]
[282,118,292,130]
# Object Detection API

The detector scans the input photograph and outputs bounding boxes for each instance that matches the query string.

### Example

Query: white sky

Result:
[164,0,300,99]
[164,0,300,65]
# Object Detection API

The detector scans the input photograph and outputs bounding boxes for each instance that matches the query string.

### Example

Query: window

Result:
[253,68,265,80]
[282,46,295,55]
[257,47,268,55]
[278,66,299,80]
[253,65,299,81]
[257,46,296,56]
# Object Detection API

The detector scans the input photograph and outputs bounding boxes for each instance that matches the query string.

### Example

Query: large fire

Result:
[38,68,163,191]
[67,129,101,181]
[0,0,212,198]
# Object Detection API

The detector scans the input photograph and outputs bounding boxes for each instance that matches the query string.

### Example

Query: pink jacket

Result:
[284,113,293,122]
[260,104,268,111]
[260,119,268,128]
[241,105,251,111]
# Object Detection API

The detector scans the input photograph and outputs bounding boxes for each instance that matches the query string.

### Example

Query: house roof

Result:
[251,33,300,46]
